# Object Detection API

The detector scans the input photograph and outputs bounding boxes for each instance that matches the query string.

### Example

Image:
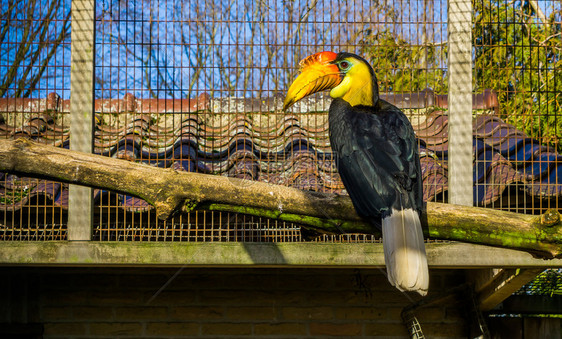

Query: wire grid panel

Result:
[472,0,562,214]
[92,0,447,242]
[515,269,562,297]
[0,0,71,241]
[3,0,557,242]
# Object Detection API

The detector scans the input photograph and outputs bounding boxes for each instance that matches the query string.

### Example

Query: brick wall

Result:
[1,267,468,338]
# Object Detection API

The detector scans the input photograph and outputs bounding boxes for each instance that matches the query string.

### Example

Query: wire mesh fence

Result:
[0,0,560,242]
[0,0,71,240]
[91,0,448,241]
[472,0,562,214]
[515,269,562,297]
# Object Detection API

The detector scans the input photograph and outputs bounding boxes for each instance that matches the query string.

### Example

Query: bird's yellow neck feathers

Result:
[329,59,374,107]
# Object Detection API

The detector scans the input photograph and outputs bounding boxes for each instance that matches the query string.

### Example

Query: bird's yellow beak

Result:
[283,51,342,110]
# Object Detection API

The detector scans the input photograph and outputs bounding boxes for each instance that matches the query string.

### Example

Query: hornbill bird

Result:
[283,51,429,296]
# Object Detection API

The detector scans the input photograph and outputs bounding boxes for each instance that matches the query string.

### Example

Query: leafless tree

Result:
[0,0,71,98]
[95,0,441,99]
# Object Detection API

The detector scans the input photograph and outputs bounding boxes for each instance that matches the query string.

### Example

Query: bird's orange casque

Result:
[283,51,342,110]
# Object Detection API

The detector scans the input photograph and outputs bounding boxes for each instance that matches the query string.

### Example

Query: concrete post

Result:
[448,0,474,206]
[68,0,95,240]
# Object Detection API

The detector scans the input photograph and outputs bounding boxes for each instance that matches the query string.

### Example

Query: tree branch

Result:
[528,0,549,30]
[1,138,561,259]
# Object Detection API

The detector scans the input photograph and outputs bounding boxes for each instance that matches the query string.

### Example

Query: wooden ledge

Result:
[1,242,562,268]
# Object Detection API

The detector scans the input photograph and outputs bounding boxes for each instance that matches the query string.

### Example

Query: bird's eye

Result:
[339,61,350,70]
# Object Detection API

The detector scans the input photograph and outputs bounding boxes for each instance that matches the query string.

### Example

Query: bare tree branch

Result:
[23,9,71,98]
[0,0,70,98]
[528,0,549,29]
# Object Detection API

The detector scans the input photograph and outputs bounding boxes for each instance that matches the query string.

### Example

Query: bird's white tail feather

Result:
[382,208,429,296]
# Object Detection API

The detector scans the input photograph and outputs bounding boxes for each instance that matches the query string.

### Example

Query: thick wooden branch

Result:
[1,138,561,259]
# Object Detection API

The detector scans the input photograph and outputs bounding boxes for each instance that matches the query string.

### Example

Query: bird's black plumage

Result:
[328,62,423,229]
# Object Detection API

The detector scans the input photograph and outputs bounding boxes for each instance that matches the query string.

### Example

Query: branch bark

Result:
[1,138,561,259]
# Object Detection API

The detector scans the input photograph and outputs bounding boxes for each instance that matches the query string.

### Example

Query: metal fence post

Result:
[448,0,474,206]
[68,0,95,240]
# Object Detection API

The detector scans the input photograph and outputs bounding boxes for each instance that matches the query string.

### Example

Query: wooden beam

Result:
[448,0,473,206]
[69,0,95,240]
[471,268,543,311]
[1,242,562,268]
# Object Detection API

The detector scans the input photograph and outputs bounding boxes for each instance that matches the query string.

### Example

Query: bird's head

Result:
[283,51,379,110]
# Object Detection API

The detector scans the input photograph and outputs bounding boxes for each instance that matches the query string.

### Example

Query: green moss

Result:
[427,222,550,252]
[0,187,31,204]
[203,203,374,235]
[183,200,198,213]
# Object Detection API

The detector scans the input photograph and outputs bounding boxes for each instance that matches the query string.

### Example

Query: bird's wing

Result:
[333,101,423,221]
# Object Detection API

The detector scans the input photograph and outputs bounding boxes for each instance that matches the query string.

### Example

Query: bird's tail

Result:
[382,208,429,296]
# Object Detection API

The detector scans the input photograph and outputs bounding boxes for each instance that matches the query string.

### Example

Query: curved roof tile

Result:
[1,91,560,214]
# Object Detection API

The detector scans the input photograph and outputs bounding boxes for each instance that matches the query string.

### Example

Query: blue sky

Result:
[0,0,559,99]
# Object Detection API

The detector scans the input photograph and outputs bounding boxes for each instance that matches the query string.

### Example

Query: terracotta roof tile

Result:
[1,91,560,216]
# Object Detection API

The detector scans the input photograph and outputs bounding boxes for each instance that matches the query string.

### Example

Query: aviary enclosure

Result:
[1,0,562,334]
[1,0,560,242]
